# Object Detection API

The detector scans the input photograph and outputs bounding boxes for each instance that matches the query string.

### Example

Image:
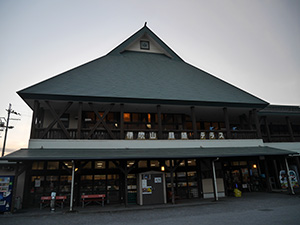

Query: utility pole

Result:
[1,103,20,157]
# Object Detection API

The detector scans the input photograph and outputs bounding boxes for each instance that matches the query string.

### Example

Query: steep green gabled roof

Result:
[18,25,268,108]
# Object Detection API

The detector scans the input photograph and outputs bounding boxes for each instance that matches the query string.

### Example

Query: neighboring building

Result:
[2,25,300,209]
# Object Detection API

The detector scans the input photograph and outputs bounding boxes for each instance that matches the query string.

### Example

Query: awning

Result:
[1,146,295,161]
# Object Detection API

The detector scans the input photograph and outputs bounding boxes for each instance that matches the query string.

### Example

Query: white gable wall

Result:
[125,34,171,57]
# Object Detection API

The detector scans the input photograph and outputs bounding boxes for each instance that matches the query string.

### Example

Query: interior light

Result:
[75,168,78,172]
[161,166,165,171]
[253,164,257,169]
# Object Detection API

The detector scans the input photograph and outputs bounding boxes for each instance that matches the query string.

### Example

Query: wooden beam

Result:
[286,116,295,142]
[87,103,115,139]
[46,101,72,139]
[42,101,72,138]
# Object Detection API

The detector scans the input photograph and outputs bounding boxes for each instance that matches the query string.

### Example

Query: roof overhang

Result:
[19,93,268,110]
[1,147,294,161]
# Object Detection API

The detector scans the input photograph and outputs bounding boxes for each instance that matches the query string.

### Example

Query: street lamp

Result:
[1,103,20,157]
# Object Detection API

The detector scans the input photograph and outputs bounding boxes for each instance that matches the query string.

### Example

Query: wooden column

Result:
[77,102,82,139]
[191,106,197,139]
[223,107,231,139]
[30,100,40,138]
[264,116,272,142]
[120,104,124,139]
[286,116,295,142]
[253,109,262,139]
[157,105,163,139]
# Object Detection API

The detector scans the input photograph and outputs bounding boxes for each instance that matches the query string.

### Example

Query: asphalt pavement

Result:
[1,192,300,225]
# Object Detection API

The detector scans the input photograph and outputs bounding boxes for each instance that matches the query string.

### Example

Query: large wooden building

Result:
[2,25,300,209]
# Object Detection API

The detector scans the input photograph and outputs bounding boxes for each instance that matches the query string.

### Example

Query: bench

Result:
[40,196,67,209]
[81,194,105,208]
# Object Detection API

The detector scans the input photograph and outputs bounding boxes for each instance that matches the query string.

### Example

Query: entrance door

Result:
[138,172,166,205]
[147,174,164,204]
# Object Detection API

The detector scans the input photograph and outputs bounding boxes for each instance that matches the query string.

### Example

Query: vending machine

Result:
[0,176,14,212]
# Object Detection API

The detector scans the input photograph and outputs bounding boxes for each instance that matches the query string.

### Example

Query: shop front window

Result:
[32,162,44,170]
[47,161,59,170]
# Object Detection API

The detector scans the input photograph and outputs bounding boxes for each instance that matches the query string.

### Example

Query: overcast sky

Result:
[0,0,299,155]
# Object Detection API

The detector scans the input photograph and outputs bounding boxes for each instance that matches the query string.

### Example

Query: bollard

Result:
[50,192,56,212]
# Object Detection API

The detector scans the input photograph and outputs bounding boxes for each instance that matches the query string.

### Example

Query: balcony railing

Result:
[34,128,260,140]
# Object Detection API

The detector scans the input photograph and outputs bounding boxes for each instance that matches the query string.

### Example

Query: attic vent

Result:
[140,40,150,50]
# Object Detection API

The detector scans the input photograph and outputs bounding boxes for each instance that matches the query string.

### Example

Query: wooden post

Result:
[253,109,262,139]
[157,105,163,139]
[120,104,124,139]
[77,102,82,139]
[11,162,20,213]
[191,106,197,139]
[69,160,75,211]
[223,107,231,139]
[196,159,203,198]
[170,162,175,204]
[124,167,128,207]
[211,159,218,201]
[263,159,272,192]
[286,116,295,142]
[30,100,40,138]
[273,159,280,189]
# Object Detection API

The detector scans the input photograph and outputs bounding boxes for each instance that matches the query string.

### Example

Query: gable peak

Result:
[108,25,183,61]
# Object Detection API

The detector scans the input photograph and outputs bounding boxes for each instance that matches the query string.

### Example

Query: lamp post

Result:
[1,103,20,157]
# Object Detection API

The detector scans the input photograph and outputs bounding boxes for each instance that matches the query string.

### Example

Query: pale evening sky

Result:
[0,0,299,155]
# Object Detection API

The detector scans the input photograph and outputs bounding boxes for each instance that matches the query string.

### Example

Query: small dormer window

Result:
[140,40,150,50]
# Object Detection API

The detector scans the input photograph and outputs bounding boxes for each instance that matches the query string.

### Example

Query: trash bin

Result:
[14,196,21,210]
[50,192,56,212]
[234,188,242,197]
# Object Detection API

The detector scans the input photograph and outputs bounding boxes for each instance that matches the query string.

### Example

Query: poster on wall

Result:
[142,186,152,195]
[142,179,147,188]
[154,177,162,183]
[35,179,41,188]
